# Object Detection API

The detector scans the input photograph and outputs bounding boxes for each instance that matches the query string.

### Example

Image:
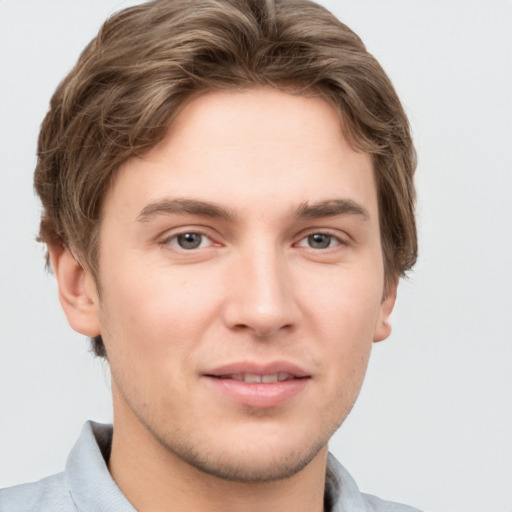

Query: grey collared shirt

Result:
[0,422,422,511]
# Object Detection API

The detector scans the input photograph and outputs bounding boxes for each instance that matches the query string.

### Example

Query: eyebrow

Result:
[295,199,369,221]
[136,197,369,223]
[137,198,236,222]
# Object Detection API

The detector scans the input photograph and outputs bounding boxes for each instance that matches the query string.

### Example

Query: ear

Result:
[49,245,101,337]
[373,281,398,343]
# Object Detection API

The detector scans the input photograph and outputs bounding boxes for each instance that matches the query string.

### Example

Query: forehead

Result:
[105,88,377,222]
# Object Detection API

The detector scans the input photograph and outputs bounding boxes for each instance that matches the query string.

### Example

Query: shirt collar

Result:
[325,452,370,512]
[66,421,135,511]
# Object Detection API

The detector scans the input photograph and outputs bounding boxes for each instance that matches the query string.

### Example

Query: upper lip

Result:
[203,361,311,379]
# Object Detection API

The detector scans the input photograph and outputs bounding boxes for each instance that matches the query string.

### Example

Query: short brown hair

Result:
[35,0,417,357]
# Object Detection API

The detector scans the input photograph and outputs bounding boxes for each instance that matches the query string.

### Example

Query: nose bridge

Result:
[225,236,295,337]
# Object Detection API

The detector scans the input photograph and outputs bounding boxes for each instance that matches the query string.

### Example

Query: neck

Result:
[108,408,328,512]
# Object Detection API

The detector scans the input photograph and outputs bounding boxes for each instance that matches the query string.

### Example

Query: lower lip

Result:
[203,377,309,408]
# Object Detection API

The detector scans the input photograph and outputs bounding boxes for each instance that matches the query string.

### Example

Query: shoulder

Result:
[361,492,424,512]
[0,472,76,512]
[326,453,425,512]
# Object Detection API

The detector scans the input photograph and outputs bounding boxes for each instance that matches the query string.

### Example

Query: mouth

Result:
[202,362,311,408]
[209,372,302,383]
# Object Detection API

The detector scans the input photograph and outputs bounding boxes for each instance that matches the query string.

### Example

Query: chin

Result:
[172,439,328,483]
[147,416,334,483]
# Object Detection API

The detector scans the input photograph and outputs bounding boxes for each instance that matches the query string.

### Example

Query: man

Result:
[0,0,421,510]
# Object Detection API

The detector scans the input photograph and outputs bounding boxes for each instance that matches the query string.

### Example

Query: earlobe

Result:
[49,245,101,337]
[373,282,397,343]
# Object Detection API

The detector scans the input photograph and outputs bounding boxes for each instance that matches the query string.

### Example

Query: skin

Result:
[51,88,396,512]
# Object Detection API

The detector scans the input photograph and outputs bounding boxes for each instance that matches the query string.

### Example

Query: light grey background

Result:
[1,1,511,511]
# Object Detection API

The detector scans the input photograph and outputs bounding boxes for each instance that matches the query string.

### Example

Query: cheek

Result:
[297,266,383,387]
[98,258,222,355]
[299,265,384,339]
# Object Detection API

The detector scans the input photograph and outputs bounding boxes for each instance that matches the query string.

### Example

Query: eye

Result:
[297,233,342,249]
[166,232,211,250]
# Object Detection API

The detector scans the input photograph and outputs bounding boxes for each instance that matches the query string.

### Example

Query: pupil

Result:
[178,233,202,249]
[308,234,330,249]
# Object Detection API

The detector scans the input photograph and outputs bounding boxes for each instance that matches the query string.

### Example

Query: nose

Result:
[222,244,297,338]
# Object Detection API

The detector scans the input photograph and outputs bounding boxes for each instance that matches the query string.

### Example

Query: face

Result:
[79,89,395,482]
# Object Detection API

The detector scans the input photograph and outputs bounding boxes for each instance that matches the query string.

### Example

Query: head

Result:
[35,0,417,485]
[36,0,416,358]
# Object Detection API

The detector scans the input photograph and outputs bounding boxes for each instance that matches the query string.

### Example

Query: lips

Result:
[216,373,295,383]
[204,361,310,379]
[202,362,311,408]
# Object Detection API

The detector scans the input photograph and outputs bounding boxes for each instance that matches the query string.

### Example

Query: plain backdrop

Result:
[1,1,511,511]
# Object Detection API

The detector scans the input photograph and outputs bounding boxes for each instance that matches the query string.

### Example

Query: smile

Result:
[203,362,311,408]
